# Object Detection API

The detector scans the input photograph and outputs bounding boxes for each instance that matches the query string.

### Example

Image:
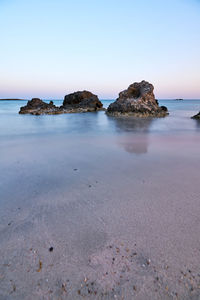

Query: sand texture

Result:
[0,130,200,299]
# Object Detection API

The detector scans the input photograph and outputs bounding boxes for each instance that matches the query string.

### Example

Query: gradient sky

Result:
[0,0,200,99]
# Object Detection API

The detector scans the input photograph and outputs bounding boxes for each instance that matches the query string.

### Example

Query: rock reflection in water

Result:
[193,119,200,130]
[119,135,149,154]
[109,117,154,154]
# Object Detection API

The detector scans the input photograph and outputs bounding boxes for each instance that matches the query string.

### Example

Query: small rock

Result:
[146,259,151,265]
[19,98,57,115]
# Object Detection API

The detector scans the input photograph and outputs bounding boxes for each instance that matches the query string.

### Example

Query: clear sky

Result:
[0,0,200,99]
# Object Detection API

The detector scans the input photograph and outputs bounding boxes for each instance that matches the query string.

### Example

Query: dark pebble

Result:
[49,247,54,252]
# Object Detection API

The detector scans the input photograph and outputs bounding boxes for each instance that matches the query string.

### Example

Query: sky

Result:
[0,0,200,99]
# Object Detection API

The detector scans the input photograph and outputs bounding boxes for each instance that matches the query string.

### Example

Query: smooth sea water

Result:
[1,100,200,299]
[0,99,200,138]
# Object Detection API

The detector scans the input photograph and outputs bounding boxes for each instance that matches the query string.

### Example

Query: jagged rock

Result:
[191,112,200,119]
[107,81,168,117]
[19,98,58,115]
[19,92,104,115]
[61,91,104,112]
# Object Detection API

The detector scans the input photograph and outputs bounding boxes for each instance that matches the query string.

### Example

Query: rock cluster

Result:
[107,81,168,117]
[19,91,104,115]
[19,83,169,117]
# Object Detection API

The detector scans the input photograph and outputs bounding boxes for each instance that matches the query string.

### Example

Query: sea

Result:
[1,99,200,299]
[0,99,200,138]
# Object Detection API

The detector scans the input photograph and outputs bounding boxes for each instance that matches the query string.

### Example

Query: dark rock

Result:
[19,92,104,115]
[0,98,28,101]
[49,247,54,252]
[19,98,57,115]
[191,112,200,119]
[62,90,104,112]
[160,105,168,112]
[107,81,168,117]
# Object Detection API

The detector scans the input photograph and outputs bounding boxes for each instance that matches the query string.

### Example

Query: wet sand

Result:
[0,129,200,300]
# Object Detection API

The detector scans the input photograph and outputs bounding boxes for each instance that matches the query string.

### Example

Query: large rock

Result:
[62,90,103,112]
[19,98,58,115]
[107,81,168,117]
[191,112,200,119]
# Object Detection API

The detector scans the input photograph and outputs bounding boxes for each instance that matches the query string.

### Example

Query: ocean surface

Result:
[1,99,200,299]
[0,99,200,138]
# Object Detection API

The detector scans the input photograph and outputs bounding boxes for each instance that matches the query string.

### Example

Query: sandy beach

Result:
[0,106,200,299]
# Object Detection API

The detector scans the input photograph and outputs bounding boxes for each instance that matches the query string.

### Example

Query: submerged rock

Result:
[19,98,58,115]
[107,81,168,117]
[191,112,200,119]
[61,91,104,112]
